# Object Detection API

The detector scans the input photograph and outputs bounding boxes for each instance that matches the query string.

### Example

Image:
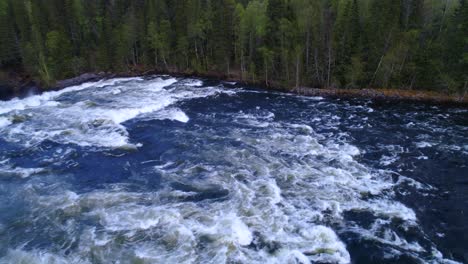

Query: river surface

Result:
[0,76,466,264]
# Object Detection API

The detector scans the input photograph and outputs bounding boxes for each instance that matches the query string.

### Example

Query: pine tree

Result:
[0,0,19,66]
[0,0,464,92]
[446,0,468,93]
[46,30,73,79]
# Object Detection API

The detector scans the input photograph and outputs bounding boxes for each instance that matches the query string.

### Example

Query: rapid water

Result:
[0,76,466,264]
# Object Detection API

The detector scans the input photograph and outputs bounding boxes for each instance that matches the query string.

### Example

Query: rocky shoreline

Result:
[1,70,467,106]
[292,86,468,106]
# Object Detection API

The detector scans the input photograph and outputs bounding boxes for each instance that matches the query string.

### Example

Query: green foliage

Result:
[46,30,73,78]
[0,0,19,65]
[0,0,466,92]
[445,0,468,92]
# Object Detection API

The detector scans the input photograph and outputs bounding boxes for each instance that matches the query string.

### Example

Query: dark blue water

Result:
[0,76,466,263]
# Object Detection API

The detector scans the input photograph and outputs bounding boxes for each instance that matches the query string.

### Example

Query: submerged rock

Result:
[170,182,230,202]
[11,114,28,124]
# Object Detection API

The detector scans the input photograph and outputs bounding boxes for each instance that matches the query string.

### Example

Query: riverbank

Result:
[1,69,467,106]
[292,86,468,106]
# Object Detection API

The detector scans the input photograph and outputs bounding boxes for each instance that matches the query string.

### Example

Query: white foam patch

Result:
[172,111,190,123]
[349,219,425,253]
[151,108,190,123]
[0,249,90,264]
[0,167,45,178]
[93,205,168,232]
[0,77,142,115]
[200,214,253,246]
[416,141,433,148]
[0,117,12,128]
[0,160,46,178]
[184,79,203,87]
[0,77,230,148]
[296,95,324,101]
[234,110,275,128]
[351,199,417,221]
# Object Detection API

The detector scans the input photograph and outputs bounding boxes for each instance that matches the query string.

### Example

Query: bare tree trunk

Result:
[195,40,199,61]
[327,44,332,88]
[249,32,253,60]
[384,63,395,88]
[202,45,208,70]
[398,49,408,75]
[462,80,468,100]
[295,53,300,88]
[439,0,449,34]
[306,29,310,72]
[370,55,384,87]
[162,55,168,69]
[227,59,230,76]
[203,46,208,70]
[409,75,416,90]
[240,49,245,80]
[135,44,139,65]
[324,6,333,88]
[234,40,238,66]
[369,32,393,87]
[314,48,322,85]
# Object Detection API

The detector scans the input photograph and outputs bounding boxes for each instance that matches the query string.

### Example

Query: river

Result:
[0,76,466,263]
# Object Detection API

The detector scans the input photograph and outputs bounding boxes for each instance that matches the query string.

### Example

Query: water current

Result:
[0,76,466,263]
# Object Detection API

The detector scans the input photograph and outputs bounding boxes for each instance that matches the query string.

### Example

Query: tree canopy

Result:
[0,0,466,93]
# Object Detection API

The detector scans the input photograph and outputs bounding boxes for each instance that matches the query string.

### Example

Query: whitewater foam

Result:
[0,117,11,128]
[0,77,230,148]
[0,76,462,264]
[0,77,143,115]
[0,160,46,178]
[0,249,90,264]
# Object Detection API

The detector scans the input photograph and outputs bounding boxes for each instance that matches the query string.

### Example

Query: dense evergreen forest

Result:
[0,0,466,93]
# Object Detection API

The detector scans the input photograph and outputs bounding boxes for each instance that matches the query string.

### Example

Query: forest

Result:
[0,0,466,93]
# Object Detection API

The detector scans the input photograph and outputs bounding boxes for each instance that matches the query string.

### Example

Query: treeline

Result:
[0,0,466,92]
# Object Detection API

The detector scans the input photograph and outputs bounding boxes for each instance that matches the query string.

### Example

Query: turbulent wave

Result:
[0,77,229,148]
[0,76,465,264]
